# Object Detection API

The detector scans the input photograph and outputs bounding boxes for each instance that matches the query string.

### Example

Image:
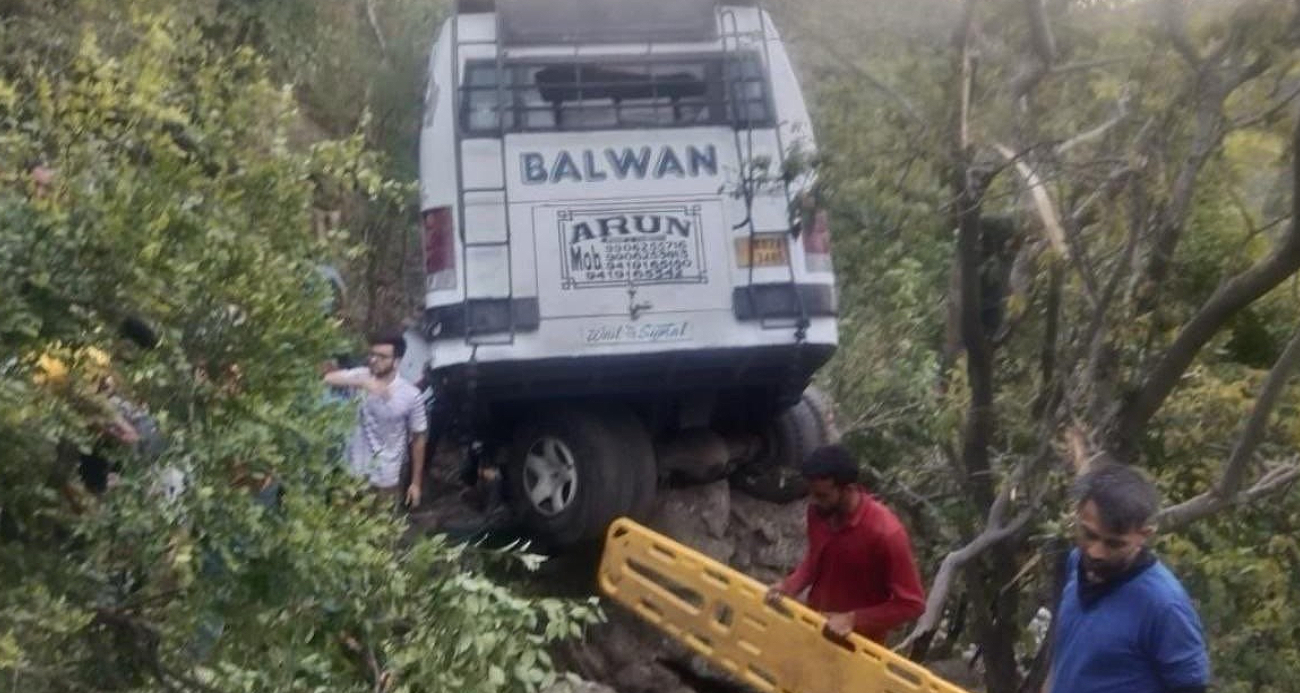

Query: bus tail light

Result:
[423,207,457,290]
[803,209,832,273]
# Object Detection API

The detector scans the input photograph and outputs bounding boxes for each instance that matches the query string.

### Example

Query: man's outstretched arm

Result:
[323,368,389,398]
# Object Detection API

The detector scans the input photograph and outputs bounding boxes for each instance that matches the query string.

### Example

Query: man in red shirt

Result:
[764,444,927,643]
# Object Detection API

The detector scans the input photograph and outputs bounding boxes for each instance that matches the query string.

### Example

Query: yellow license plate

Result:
[735,235,790,268]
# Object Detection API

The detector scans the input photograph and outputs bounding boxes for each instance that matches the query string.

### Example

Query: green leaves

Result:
[770,0,1300,690]
[0,6,595,692]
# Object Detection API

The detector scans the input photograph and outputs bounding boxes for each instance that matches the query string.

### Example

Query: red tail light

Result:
[422,207,457,290]
[803,209,832,273]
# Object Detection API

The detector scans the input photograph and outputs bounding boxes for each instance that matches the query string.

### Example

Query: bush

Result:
[0,10,598,692]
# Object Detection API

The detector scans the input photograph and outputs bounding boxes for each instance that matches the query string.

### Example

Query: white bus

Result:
[417,0,838,546]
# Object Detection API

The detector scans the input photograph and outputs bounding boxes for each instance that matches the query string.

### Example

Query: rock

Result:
[542,676,620,693]
[728,491,807,581]
[655,428,732,483]
[648,480,735,563]
[600,609,668,666]
[613,660,685,693]
[658,655,754,693]
[729,463,809,504]
[566,485,811,693]
[925,658,985,691]
[557,638,616,684]
[563,600,719,693]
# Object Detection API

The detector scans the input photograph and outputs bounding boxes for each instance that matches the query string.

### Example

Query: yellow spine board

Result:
[597,518,972,693]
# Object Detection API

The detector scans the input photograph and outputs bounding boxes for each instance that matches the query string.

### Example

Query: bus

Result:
[416,0,838,546]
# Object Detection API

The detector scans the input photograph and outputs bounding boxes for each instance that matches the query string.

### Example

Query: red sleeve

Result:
[779,509,820,597]
[779,548,817,597]
[852,527,926,634]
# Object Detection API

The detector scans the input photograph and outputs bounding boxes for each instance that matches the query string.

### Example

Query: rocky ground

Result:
[414,457,982,693]
[553,480,808,693]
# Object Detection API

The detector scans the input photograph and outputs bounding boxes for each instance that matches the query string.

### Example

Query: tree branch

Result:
[1011,0,1057,100]
[953,167,1000,520]
[994,143,1069,260]
[1080,196,1143,418]
[1055,92,1130,156]
[367,640,386,693]
[1232,82,1300,130]
[1162,0,1201,66]
[1221,326,1300,493]
[817,44,924,125]
[1050,57,1134,75]
[1069,164,1142,229]
[1154,325,1300,532]
[900,508,1036,650]
[901,442,1056,650]
[1229,55,1275,92]
[1142,2,1298,297]
[1024,0,1056,65]
[1157,462,1300,532]
[1115,116,1300,456]
[1060,153,1146,317]
[1032,263,1063,417]
[1140,85,1227,299]
[364,0,390,65]
[953,0,978,153]
[992,250,1045,348]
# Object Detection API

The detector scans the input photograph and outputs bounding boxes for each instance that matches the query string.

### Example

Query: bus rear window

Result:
[461,54,771,135]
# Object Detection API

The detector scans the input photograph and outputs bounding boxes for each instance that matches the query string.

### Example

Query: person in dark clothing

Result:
[1048,463,1210,693]
[764,444,926,643]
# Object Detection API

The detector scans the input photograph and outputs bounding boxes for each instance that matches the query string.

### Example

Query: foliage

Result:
[1155,364,1300,693]
[0,7,597,692]
[778,0,1300,690]
[204,0,449,331]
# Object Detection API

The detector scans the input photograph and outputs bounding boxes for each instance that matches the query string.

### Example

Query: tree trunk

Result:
[954,179,1023,693]
[966,551,1023,693]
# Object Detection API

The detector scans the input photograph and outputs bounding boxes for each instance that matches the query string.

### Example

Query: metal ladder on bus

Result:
[450,10,517,348]
[718,4,811,402]
[599,518,972,693]
[718,5,810,339]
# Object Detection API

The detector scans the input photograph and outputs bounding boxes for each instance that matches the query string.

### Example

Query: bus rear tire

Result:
[505,404,656,547]
[730,386,837,504]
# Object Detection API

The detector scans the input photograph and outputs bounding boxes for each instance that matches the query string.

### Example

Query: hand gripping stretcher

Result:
[597,518,972,693]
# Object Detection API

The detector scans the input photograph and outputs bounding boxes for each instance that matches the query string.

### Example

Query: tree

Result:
[0,7,596,692]
[204,0,445,333]
[778,0,1300,690]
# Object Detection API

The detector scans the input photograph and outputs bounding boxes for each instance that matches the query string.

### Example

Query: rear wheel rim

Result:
[522,436,579,517]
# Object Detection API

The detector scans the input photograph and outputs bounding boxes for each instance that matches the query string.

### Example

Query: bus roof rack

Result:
[457,0,495,12]
[455,0,763,17]
[469,0,725,45]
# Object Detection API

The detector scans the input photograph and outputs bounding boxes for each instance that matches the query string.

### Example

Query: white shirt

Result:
[341,369,428,488]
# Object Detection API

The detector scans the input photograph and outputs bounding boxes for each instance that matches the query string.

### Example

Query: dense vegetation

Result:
[778,0,1300,691]
[1,2,597,691]
[4,0,1300,692]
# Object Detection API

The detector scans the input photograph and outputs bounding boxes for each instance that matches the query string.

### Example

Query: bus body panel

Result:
[418,6,836,394]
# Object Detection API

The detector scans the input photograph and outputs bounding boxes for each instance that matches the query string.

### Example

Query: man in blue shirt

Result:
[1049,463,1211,693]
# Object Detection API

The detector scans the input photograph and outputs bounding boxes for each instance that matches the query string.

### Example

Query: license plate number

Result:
[735,235,790,268]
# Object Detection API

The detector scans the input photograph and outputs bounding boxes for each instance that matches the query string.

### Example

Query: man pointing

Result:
[324,331,428,509]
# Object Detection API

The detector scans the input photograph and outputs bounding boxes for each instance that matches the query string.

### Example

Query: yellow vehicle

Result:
[598,518,971,693]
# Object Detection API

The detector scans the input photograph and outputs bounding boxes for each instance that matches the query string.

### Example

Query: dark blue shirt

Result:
[1050,548,1210,693]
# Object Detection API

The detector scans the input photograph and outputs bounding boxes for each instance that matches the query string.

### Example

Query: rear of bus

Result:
[418,0,837,410]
